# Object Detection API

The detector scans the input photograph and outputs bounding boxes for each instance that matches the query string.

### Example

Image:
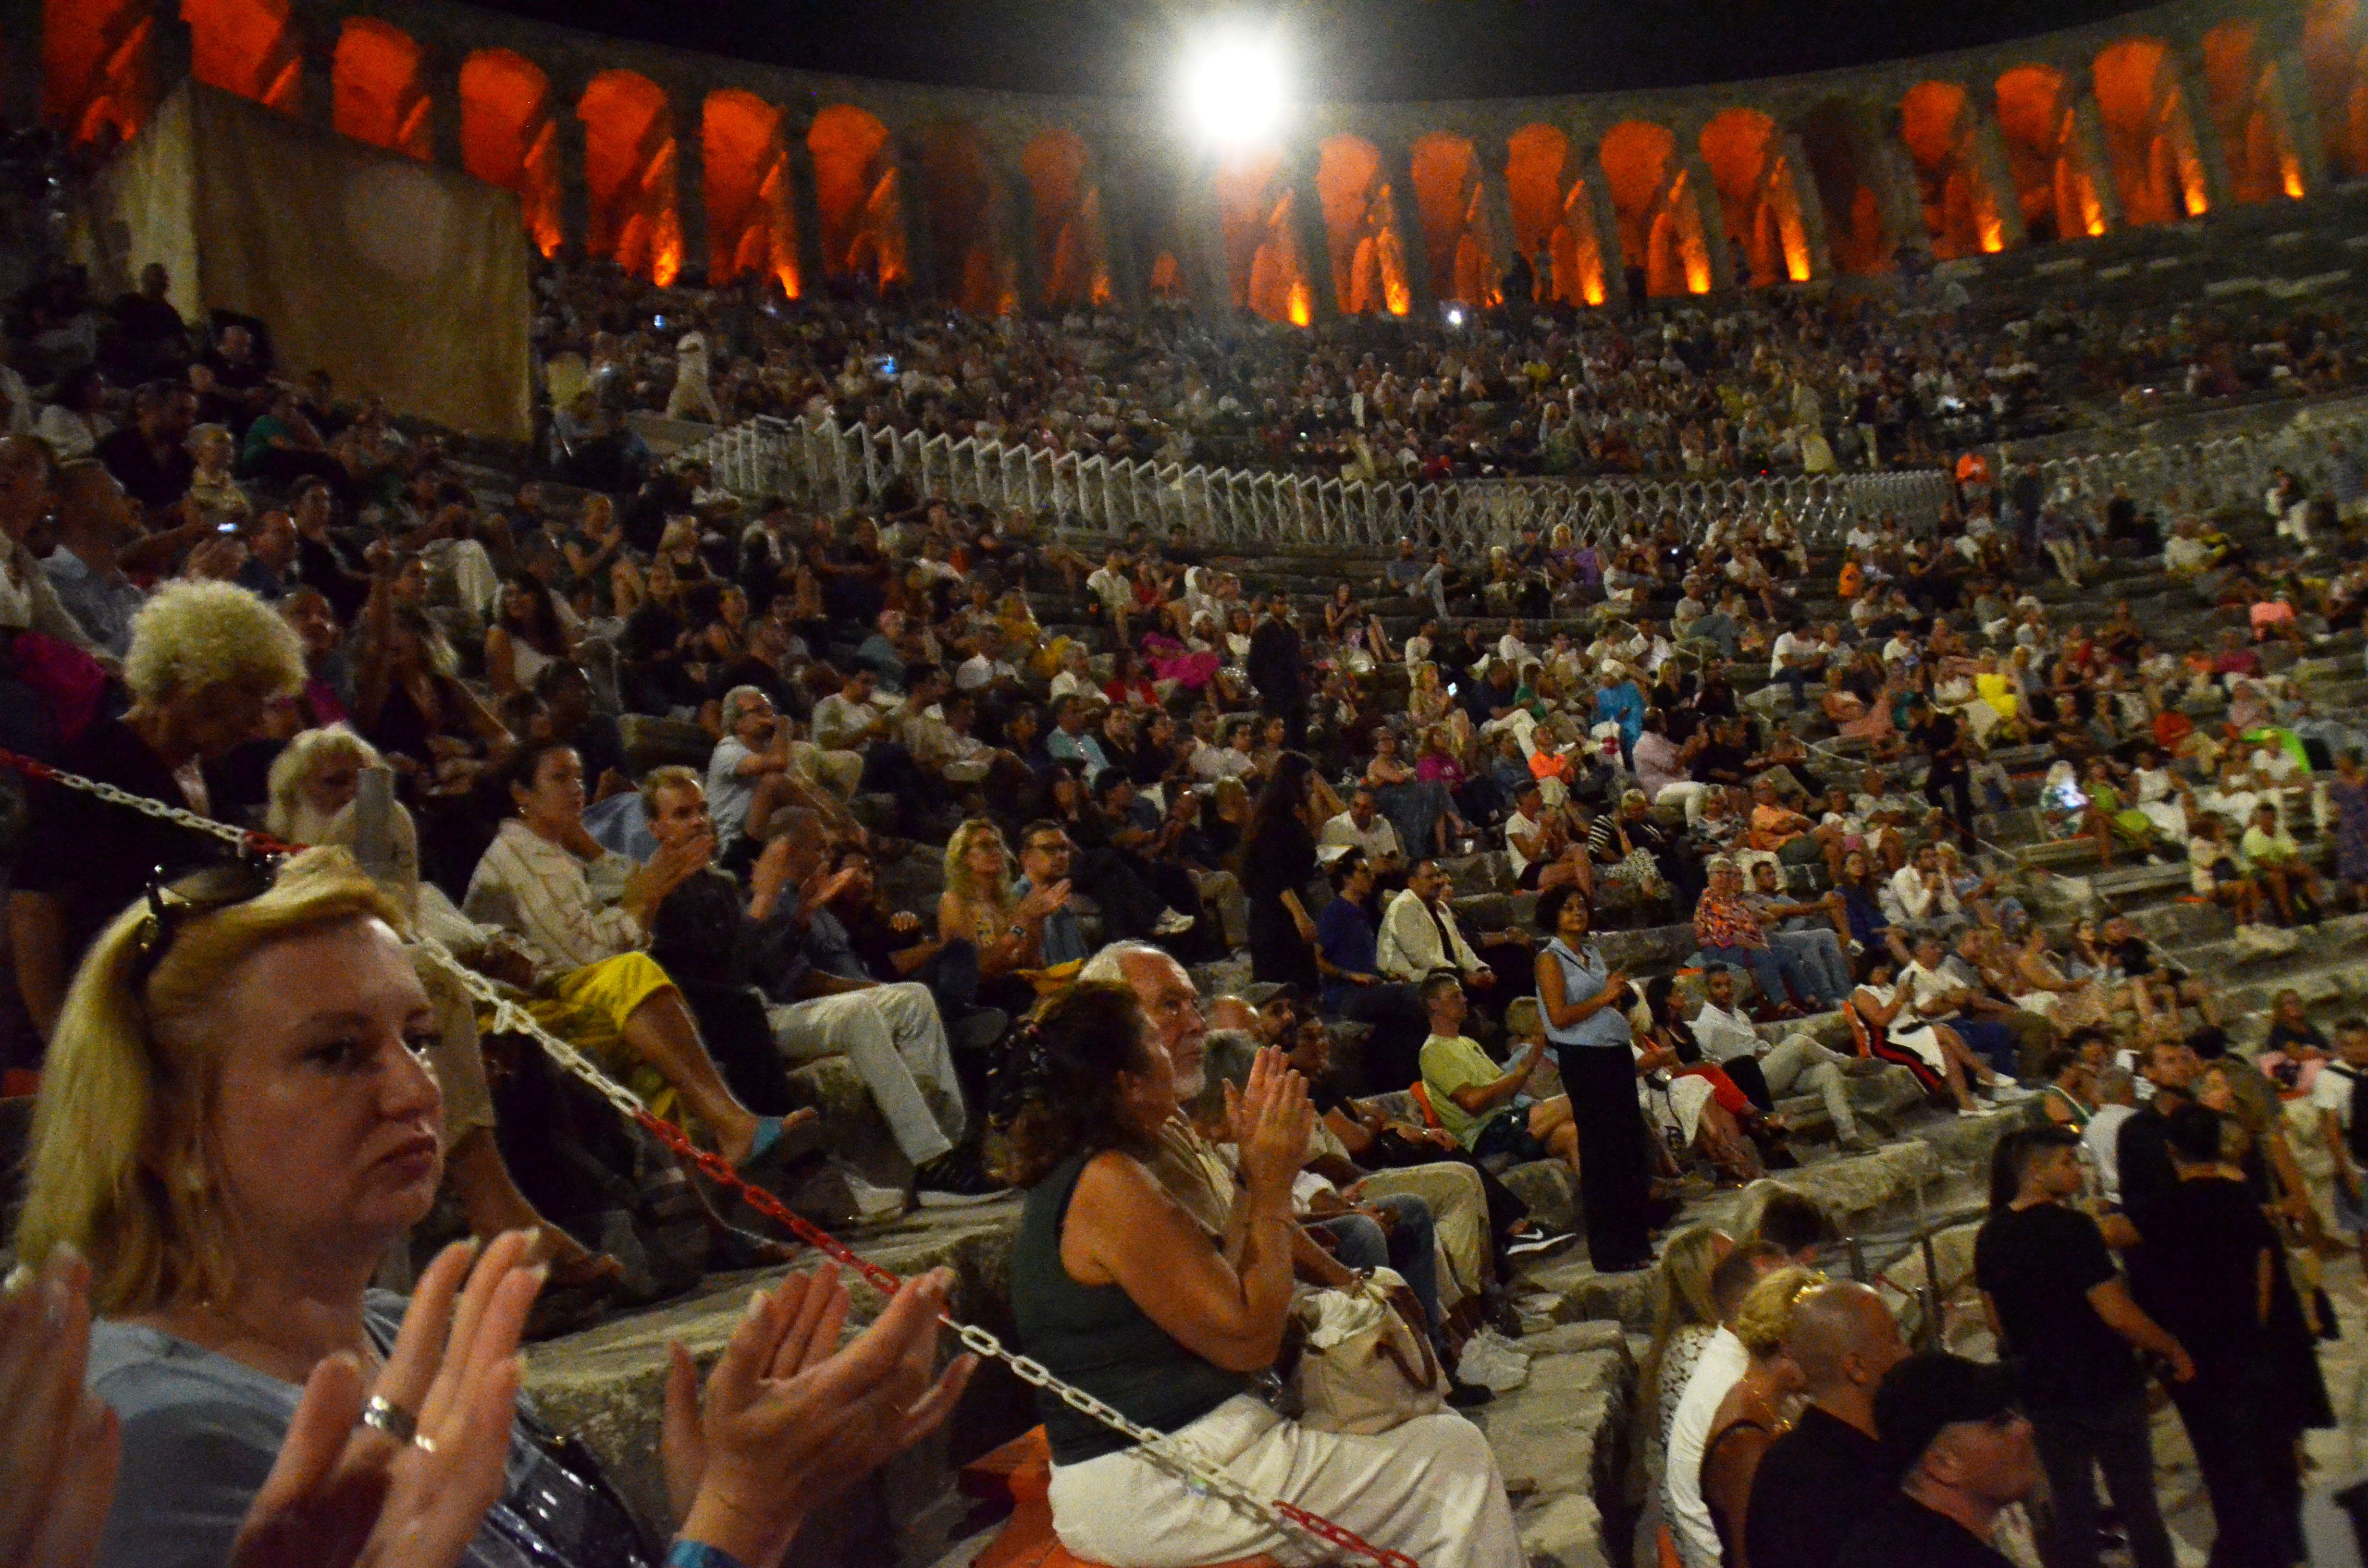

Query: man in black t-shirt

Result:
[2117,1037,2203,1212]
[1833,1354,2038,1568]
[1974,1127,2187,1568]
[1748,1281,1909,1568]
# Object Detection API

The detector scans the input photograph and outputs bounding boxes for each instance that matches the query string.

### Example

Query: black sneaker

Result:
[914,1147,1011,1206]
[1445,1377,1496,1409]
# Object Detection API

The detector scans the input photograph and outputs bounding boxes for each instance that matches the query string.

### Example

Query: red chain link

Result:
[0,747,1425,1568]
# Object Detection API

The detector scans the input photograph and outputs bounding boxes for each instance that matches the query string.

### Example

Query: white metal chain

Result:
[20,757,1400,1564]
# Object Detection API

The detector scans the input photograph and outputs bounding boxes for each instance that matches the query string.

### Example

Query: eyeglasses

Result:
[128,858,279,996]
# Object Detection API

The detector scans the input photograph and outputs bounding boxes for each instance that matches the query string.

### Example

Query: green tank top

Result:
[1009,1149,1255,1464]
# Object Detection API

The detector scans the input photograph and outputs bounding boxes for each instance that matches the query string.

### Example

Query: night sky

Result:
[462,0,2173,102]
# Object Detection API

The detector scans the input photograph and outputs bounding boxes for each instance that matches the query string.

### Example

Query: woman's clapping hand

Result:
[662,1263,977,1568]
[230,1230,545,1568]
[0,1247,120,1568]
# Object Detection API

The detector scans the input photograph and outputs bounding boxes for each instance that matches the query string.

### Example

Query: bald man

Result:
[1743,1282,1910,1568]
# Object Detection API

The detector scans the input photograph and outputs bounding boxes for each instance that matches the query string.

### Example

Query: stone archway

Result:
[920,119,1016,316]
[1315,134,1411,315]
[703,89,797,295]
[1600,120,1710,297]
[184,0,298,115]
[808,104,908,293]
[331,17,429,161]
[42,0,151,148]
[1022,130,1112,309]
[460,49,561,256]
[1699,108,1814,285]
[1409,131,1499,306]
[2092,37,2209,225]
[578,70,681,283]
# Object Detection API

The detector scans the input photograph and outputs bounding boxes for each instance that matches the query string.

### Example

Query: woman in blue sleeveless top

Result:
[1532,883,1657,1273]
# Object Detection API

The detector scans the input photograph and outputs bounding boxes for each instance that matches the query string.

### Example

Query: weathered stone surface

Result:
[1517,1491,1616,1568]
[1499,1159,1577,1236]
[525,1204,1027,1566]
[784,1055,914,1192]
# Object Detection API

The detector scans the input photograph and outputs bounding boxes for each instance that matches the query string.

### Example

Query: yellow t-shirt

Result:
[1420,1031,1505,1149]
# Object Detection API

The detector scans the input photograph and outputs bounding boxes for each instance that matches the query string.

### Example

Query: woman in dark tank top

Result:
[1000,979,1525,1568]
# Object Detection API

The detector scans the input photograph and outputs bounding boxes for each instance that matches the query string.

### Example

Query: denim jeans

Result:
[1312,1193,1443,1348]
[1700,942,1815,1009]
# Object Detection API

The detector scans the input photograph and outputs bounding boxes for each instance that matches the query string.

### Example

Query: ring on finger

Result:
[360,1394,419,1445]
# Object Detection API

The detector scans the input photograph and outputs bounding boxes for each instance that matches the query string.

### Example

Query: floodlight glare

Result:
[1180,28,1288,147]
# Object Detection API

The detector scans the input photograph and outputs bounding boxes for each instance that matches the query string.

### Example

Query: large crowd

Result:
[2,179,2368,1568]
[536,253,2368,489]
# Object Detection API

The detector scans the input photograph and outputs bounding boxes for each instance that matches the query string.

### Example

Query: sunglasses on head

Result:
[128,857,280,995]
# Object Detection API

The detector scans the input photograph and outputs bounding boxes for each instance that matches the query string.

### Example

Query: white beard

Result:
[1173,1066,1207,1102]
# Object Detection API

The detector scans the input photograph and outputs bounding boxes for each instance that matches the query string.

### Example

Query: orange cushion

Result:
[963,1427,1281,1568]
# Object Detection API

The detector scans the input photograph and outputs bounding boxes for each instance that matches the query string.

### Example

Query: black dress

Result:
[1241,814,1319,988]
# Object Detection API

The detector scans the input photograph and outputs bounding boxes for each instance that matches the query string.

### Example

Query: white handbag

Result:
[1288,1267,1446,1435]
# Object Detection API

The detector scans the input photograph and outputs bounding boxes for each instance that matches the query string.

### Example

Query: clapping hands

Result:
[1225,1046,1315,1197]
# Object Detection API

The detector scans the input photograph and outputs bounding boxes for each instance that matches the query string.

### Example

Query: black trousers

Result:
[1555,1043,1654,1270]
[2030,1396,2176,1568]
[2172,1359,2304,1568]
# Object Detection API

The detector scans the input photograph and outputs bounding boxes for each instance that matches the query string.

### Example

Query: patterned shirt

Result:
[1693,888,1768,951]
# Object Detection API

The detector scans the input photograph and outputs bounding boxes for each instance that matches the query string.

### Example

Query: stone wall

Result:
[15,0,2356,323]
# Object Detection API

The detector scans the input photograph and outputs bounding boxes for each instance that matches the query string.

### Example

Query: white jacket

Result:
[1375,887,1482,982]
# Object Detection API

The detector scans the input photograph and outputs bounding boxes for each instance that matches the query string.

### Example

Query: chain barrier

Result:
[0,747,1418,1568]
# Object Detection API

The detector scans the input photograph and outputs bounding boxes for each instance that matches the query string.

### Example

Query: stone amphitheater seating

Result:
[505,404,2368,1567]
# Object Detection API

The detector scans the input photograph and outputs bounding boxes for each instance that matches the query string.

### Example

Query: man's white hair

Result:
[1078,940,1174,988]
[720,685,770,730]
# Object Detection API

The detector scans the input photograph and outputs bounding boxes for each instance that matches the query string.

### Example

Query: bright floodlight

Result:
[1180,28,1288,147]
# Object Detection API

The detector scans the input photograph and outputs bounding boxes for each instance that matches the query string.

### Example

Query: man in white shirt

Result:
[1665,1243,1789,1568]
[1690,966,1869,1148]
[809,666,894,755]
[1376,857,1486,984]
[1190,716,1258,784]
[1320,789,1404,871]
[2084,1067,2140,1203]
[1769,622,1825,708]
[1086,551,1135,641]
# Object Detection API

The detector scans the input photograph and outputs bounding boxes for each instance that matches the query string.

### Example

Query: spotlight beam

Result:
[1179,25,1289,148]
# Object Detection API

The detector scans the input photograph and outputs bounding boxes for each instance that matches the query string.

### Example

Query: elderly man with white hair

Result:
[705,684,864,859]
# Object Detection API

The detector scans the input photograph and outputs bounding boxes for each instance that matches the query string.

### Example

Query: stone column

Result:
[1085,139,1144,312]
[1585,160,1628,311]
[151,3,195,104]
[2270,49,2330,195]
[551,81,592,264]
[1677,143,1736,294]
[2069,91,2122,233]
[663,85,709,287]
[1284,148,1337,320]
[781,118,828,297]
[296,33,337,131]
[1966,104,2030,250]
[2170,49,2236,215]
[1474,134,1520,304]
[1004,159,1042,313]
[1181,163,1235,317]
[421,54,466,172]
[889,131,937,300]
[1776,129,1835,281]
[1384,142,1435,314]
[1860,98,1930,263]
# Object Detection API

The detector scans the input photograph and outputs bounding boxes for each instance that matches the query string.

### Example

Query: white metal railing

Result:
[681,413,1952,548]
[682,394,2368,550]
[2027,398,2368,519]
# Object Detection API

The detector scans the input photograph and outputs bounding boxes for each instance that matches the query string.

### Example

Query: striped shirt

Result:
[462,818,644,979]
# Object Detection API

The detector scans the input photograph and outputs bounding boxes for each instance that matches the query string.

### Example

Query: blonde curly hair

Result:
[123,579,307,708]
[1734,1264,1824,1359]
